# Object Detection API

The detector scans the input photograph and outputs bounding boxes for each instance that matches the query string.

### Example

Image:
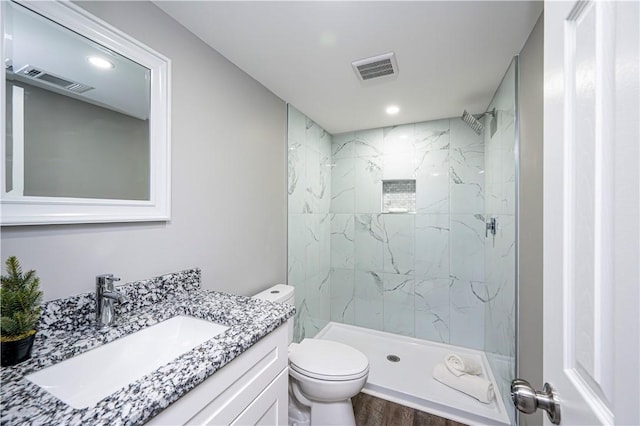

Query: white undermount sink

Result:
[26,315,229,409]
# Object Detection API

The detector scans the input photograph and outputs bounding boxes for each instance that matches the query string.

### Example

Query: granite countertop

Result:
[0,269,295,425]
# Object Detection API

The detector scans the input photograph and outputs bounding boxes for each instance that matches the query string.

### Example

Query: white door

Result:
[541,0,640,424]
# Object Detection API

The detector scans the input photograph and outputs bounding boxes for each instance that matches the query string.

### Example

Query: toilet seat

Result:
[289,339,369,381]
[290,363,369,382]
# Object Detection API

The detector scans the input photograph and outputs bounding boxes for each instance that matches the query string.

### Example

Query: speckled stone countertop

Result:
[0,269,294,425]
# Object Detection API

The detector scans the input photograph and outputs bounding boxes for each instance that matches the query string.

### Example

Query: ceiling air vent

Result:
[25,68,43,78]
[66,83,94,94]
[15,65,94,94]
[352,52,399,83]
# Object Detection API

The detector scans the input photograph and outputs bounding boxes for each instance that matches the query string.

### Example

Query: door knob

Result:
[511,379,561,424]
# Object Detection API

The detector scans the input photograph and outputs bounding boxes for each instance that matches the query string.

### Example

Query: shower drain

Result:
[386,354,400,362]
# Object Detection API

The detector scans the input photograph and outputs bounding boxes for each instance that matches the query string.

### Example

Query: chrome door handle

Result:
[511,379,561,424]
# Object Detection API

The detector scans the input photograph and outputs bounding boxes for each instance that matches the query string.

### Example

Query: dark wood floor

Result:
[352,393,467,426]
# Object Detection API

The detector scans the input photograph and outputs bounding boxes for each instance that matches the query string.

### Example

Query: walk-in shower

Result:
[287,56,519,425]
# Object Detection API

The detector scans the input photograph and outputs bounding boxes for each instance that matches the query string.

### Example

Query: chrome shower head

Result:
[461,110,484,135]
[461,108,496,136]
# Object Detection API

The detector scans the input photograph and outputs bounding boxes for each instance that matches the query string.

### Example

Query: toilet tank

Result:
[252,284,295,305]
[252,284,295,343]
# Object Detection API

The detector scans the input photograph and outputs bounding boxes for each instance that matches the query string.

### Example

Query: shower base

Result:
[315,322,511,426]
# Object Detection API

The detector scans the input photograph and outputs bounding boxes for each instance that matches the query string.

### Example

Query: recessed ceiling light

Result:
[386,105,400,115]
[88,56,114,69]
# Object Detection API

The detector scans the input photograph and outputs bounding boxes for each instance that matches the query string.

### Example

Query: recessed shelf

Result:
[382,179,416,214]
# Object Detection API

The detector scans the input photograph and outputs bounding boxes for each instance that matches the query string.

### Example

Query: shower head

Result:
[461,108,496,136]
[461,110,484,135]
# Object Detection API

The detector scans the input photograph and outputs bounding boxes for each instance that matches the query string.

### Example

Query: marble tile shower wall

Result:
[329,117,487,350]
[288,105,332,341]
[483,59,518,423]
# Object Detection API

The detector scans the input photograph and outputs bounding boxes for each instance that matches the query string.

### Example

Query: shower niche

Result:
[381,179,416,214]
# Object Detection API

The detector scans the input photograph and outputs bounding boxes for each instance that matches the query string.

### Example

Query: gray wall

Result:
[9,81,150,200]
[1,1,287,301]
[517,12,544,426]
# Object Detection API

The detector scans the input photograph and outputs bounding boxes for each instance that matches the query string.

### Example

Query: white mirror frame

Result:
[0,0,171,225]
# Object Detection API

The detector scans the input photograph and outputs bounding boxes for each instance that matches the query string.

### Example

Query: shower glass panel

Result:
[482,57,518,424]
[287,105,332,342]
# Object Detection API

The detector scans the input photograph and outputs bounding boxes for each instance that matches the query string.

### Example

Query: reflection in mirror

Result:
[1,0,171,225]
[4,0,151,200]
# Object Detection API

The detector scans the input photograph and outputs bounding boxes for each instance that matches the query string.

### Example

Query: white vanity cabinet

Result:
[147,324,289,426]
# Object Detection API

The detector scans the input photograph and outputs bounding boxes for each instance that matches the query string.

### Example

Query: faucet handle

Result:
[97,273,120,282]
[96,274,121,291]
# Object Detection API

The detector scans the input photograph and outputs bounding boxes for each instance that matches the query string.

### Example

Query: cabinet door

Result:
[231,369,288,426]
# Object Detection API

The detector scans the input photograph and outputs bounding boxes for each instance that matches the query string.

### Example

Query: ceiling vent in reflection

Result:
[15,65,94,93]
[352,52,398,83]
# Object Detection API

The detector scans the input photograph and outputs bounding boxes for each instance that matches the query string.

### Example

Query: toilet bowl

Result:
[252,284,369,426]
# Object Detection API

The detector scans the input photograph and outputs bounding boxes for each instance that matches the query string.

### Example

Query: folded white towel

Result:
[445,353,482,376]
[432,363,494,404]
[388,207,408,213]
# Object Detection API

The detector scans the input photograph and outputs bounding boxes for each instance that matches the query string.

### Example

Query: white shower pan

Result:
[315,322,511,426]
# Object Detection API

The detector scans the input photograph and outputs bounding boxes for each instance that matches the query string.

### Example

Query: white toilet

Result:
[253,284,369,426]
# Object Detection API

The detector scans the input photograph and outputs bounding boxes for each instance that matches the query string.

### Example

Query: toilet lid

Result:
[289,339,369,381]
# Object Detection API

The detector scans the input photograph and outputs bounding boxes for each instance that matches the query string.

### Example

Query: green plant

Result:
[1,256,43,342]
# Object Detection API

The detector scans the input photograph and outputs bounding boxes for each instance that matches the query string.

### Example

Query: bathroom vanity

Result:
[149,324,288,425]
[0,269,294,425]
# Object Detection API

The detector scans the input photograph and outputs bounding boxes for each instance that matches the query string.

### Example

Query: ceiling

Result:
[156,1,543,134]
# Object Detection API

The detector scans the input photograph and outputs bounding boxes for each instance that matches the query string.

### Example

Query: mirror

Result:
[1,0,171,225]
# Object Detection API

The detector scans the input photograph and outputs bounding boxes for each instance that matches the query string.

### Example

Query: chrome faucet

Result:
[96,274,128,326]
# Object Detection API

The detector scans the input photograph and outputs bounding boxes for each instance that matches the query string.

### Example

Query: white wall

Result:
[517,12,544,426]
[0,1,287,301]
